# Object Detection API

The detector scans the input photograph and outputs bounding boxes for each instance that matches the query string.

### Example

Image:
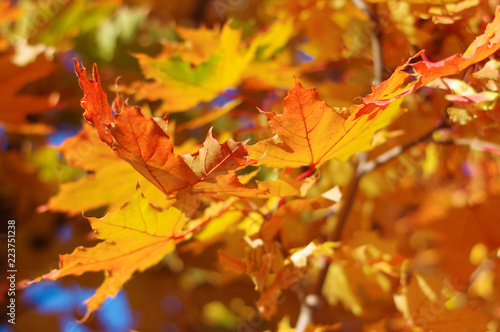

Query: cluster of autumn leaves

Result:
[3,0,500,330]
[26,4,500,329]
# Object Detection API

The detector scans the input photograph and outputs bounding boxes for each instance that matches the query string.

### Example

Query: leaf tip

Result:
[292,76,303,88]
[92,63,100,83]
[73,58,81,70]
[77,305,92,324]
[73,59,85,79]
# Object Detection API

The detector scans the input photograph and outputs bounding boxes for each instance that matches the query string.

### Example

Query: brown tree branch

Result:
[294,0,384,329]
[293,1,455,326]
[294,118,449,331]
[359,122,450,176]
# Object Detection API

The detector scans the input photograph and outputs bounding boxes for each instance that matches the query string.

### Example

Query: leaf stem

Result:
[276,166,316,208]
[173,203,236,239]
[359,121,450,176]
[295,166,315,181]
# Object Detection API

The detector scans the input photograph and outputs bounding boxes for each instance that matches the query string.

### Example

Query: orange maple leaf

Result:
[76,63,114,146]
[247,78,404,167]
[74,59,264,197]
[249,7,500,168]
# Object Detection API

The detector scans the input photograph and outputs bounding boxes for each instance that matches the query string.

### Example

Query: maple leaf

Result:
[176,98,242,131]
[125,19,293,113]
[218,249,246,274]
[181,128,250,181]
[190,172,268,197]
[247,79,404,167]
[75,62,114,146]
[249,7,500,168]
[74,59,264,197]
[30,187,188,321]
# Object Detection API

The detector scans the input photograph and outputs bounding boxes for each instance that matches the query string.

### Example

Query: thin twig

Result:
[359,122,450,176]
[295,0,383,329]
[352,0,383,86]
[294,1,432,328]
[294,117,448,331]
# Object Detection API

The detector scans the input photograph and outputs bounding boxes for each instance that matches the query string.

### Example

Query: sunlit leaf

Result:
[30,186,189,321]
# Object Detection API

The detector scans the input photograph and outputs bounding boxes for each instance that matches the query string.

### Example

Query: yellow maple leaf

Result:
[127,19,293,113]
[30,186,188,321]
